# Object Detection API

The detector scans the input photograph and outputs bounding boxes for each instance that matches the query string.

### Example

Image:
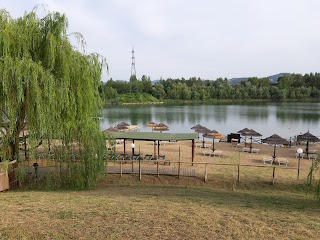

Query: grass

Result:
[1,174,320,239]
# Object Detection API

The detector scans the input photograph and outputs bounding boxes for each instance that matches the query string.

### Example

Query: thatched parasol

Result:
[118,122,130,126]
[147,121,157,127]
[238,128,262,151]
[153,123,169,133]
[147,122,157,132]
[262,134,289,161]
[297,131,320,157]
[203,130,224,151]
[116,124,129,131]
[191,124,204,139]
[195,126,212,148]
[191,124,203,130]
[195,126,215,148]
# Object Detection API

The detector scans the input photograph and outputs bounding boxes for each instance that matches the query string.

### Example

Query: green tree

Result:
[0,8,107,188]
[141,75,153,94]
[152,83,166,100]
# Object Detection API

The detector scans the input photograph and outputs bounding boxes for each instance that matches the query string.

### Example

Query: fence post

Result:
[120,161,123,177]
[272,167,275,185]
[204,164,208,182]
[237,164,240,182]
[139,163,142,181]
[157,161,159,177]
[178,161,181,179]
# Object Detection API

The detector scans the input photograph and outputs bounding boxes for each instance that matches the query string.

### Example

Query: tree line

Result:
[99,73,320,104]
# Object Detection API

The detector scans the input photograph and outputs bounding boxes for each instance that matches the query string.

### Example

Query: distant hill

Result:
[268,73,287,83]
[228,73,288,85]
[150,73,288,85]
[228,77,249,85]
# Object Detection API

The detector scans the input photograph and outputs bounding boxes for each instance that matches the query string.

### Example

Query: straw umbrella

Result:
[191,124,203,130]
[116,124,129,132]
[238,128,262,152]
[297,131,320,157]
[191,124,204,139]
[261,134,289,161]
[203,130,224,151]
[118,121,130,126]
[147,122,157,132]
[195,126,212,148]
[153,123,169,133]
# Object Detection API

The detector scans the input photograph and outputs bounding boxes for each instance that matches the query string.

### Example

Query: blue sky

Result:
[1,0,320,81]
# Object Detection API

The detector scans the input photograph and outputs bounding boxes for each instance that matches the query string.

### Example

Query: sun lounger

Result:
[204,144,211,149]
[144,154,153,160]
[309,154,317,161]
[196,142,202,148]
[231,139,238,147]
[210,150,223,157]
[277,158,288,166]
[262,156,273,165]
[157,155,170,165]
[132,154,141,160]
[308,149,318,154]
[203,150,212,156]
[251,148,260,154]
[242,147,250,153]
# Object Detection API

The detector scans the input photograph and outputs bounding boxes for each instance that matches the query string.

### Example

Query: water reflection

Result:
[100,102,320,138]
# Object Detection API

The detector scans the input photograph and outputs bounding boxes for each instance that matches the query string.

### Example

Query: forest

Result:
[99,73,320,104]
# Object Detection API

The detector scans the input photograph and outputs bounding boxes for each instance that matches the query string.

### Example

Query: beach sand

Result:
[113,139,318,173]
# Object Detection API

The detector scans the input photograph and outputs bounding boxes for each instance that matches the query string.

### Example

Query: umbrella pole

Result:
[212,138,215,151]
[306,141,309,158]
[273,144,276,161]
[202,135,205,148]
[250,136,253,153]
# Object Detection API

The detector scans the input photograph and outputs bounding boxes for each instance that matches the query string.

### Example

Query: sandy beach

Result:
[110,138,318,182]
[113,139,316,165]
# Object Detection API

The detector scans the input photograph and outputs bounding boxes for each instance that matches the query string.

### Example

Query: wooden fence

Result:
[105,159,315,185]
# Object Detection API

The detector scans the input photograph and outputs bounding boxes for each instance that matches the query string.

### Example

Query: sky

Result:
[1,0,320,82]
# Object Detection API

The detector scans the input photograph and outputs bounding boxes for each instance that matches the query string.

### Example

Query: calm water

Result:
[100,102,320,139]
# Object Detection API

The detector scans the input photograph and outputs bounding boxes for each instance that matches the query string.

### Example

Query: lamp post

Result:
[130,142,135,173]
[297,148,303,180]
[130,142,135,159]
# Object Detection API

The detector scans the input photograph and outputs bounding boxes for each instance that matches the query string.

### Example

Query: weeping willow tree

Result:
[0,7,107,189]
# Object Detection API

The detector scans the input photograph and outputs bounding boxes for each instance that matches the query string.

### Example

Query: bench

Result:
[262,156,273,165]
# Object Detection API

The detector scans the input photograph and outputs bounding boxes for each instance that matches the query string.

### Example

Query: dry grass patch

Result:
[1,174,320,239]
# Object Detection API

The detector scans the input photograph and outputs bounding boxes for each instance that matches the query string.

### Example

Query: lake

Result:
[100,102,320,139]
